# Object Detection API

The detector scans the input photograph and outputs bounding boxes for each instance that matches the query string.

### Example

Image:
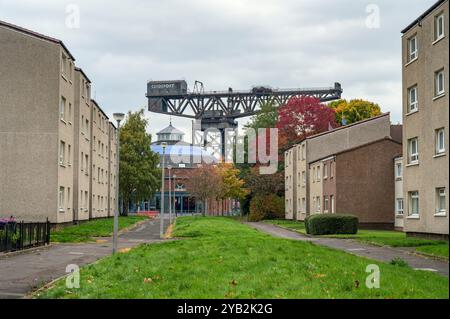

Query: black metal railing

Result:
[0,218,50,253]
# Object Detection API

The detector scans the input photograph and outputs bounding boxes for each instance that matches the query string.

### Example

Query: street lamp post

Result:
[172,174,177,221]
[168,165,172,225]
[160,142,167,239]
[112,113,125,254]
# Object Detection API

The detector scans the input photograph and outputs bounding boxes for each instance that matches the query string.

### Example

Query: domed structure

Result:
[154,123,185,145]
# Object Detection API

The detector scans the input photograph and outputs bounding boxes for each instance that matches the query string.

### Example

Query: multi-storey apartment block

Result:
[0,20,117,224]
[91,100,111,219]
[401,0,449,238]
[73,68,92,222]
[285,113,402,228]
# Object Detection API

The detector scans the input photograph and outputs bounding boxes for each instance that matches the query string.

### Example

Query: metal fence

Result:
[0,219,50,253]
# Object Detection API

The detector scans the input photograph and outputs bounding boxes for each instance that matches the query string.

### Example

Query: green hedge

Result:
[305,214,358,235]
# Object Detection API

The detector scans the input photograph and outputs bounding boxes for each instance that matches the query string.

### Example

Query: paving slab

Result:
[0,217,170,299]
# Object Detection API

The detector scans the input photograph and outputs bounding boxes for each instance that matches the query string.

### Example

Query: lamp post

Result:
[172,174,177,221]
[160,142,167,238]
[112,112,125,254]
[168,165,172,225]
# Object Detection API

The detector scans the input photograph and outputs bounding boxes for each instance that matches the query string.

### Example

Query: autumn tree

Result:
[328,99,382,125]
[217,163,249,201]
[119,109,160,215]
[184,164,222,216]
[276,96,338,149]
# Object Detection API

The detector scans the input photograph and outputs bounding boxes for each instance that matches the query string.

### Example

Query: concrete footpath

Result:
[246,222,449,277]
[0,217,170,299]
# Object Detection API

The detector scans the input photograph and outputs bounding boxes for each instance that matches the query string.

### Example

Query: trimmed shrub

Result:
[304,215,311,234]
[306,214,358,235]
[248,194,285,222]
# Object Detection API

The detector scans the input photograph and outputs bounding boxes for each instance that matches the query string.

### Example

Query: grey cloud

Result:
[0,0,437,138]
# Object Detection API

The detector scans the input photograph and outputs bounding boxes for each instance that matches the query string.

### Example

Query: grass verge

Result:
[263,219,448,259]
[50,216,148,243]
[36,217,448,299]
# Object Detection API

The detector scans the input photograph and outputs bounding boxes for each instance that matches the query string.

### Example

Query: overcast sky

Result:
[0,0,437,141]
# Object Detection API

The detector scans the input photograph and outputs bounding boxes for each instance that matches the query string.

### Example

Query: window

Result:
[67,187,71,209]
[323,164,328,179]
[436,188,446,214]
[316,166,321,181]
[61,54,67,75]
[316,196,321,213]
[67,144,71,166]
[85,119,90,139]
[80,191,84,210]
[409,191,419,216]
[435,69,445,97]
[396,162,402,178]
[330,162,334,177]
[81,152,84,171]
[301,198,306,212]
[312,167,316,182]
[59,141,65,165]
[396,198,404,215]
[85,154,89,173]
[59,187,65,212]
[407,85,418,113]
[434,13,445,41]
[81,115,85,134]
[408,137,419,164]
[436,128,445,154]
[85,191,88,210]
[324,196,329,212]
[408,36,417,62]
[60,97,66,121]
[330,195,335,214]
[68,103,72,123]
[302,171,306,186]
[301,144,306,160]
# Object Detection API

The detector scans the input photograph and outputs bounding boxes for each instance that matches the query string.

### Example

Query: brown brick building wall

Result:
[335,138,402,228]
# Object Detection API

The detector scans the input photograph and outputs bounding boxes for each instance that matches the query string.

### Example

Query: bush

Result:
[306,214,358,235]
[248,194,285,222]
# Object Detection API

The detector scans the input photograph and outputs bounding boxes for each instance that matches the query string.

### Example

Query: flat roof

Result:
[0,19,76,61]
[401,0,447,34]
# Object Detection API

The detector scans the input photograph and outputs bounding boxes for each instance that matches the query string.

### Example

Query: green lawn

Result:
[264,219,449,259]
[36,217,448,299]
[50,216,147,243]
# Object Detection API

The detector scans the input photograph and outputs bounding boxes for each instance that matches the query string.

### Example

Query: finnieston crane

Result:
[146,80,343,151]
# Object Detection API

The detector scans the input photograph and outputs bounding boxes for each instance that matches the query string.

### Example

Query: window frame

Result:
[436,188,446,214]
[408,137,419,164]
[408,35,418,62]
[436,128,445,155]
[435,69,445,97]
[407,85,418,113]
[396,198,404,215]
[434,12,445,41]
[409,191,419,216]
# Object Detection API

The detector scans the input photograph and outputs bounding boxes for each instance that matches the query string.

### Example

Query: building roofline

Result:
[309,137,401,165]
[0,19,76,61]
[74,67,92,83]
[306,112,390,141]
[401,0,447,34]
[90,99,110,120]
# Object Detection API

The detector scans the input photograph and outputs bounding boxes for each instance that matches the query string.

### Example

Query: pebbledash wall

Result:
[284,113,402,228]
[401,0,449,238]
[0,20,117,224]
